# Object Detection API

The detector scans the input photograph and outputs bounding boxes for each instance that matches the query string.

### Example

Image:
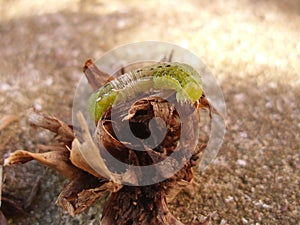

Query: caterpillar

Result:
[88,63,203,122]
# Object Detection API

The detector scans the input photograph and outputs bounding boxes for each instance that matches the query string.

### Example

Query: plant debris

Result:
[4,59,215,224]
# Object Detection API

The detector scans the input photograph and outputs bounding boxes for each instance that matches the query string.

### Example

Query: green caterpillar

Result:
[88,63,203,122]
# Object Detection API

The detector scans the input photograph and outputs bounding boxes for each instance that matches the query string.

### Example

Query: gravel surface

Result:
[0,0,299,224]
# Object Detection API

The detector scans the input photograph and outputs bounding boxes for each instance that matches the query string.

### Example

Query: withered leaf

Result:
[4,150,81,180]
[56,172,121,216]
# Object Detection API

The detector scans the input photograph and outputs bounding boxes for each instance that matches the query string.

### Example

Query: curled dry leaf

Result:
[4,59,216,225]
[4,109,121,215]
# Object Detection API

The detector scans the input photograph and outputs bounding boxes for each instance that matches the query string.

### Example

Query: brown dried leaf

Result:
[83,59,113,91]
[57,172,121,216]
[74,112,117,181]
[4,150,81,180]
[69,139,104,179]
[37,144,68,153]
[28,109,74,142]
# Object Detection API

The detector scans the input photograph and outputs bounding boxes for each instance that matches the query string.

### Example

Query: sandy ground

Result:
[0,0,299,224]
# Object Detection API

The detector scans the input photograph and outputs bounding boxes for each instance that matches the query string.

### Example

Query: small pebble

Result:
[0,82,11,91]
[237,159,247,167]
[242,217,248,224]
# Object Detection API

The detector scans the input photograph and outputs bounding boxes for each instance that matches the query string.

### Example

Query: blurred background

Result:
[0,0,299,224]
